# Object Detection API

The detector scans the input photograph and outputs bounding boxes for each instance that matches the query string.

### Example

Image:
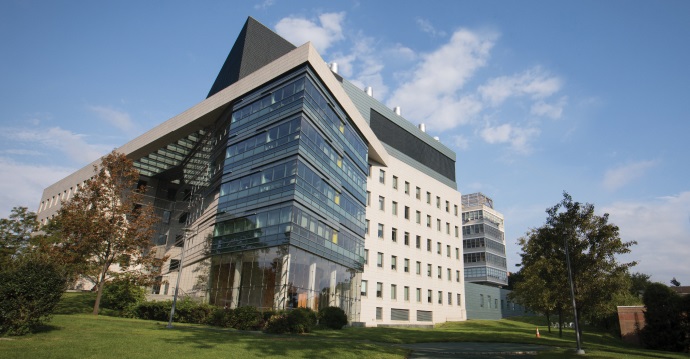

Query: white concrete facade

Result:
[360,154,465,326]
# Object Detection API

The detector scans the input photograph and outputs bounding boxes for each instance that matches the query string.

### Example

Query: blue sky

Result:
[1,0,689,286]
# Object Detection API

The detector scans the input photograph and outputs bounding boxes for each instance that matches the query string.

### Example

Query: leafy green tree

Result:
[0,207,39,266]
[514,192,637,340]
[53,151,166,316]
[628,272,653,298]
[511,227,571,336]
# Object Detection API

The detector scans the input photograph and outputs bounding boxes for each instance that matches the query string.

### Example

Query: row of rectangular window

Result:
[366,251,462,282]
[364,235,461,259]
[363,281,463,306]
[479,294,522,311]
[370,168,459,216]
[365,216,459,239]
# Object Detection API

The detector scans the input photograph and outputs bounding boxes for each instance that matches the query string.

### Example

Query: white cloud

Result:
[330,35,390,99]
[480,123,540,153]
[0,157,74,218]
[88,106,138,136]
[275,12,345,54]
[479,67,562,106]
[387,28,496,131]
[416,18,446,37]
[531,96,567,119]
[4,126,110,164]
[602,160,657,191]
[602,192,690,285]
[390,44,417,61]
[254,0,274,10]
[0,149,43,156]
[481,123,512,143]
[451,135,469,150]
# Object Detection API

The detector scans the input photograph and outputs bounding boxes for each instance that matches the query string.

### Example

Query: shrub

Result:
[174,298,213,324]
[262,309,276,322]
[101,277,146,311]
[132,298,213,324]
[0,259,67,335]
[287,307,317,333]
[263,314,290,334]
[132,300,170,321]
[318,306,348,330]
[229,306,263,330]
[208,307,233,327]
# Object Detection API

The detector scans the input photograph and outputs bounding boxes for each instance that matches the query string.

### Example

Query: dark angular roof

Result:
[207,17,297,98]
[670,286,690,296]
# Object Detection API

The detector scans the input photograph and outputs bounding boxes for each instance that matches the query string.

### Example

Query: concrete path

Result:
[397,342,552,358]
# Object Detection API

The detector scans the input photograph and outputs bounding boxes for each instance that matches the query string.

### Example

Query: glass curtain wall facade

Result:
[461,193,508,286]
[209,66,368,318]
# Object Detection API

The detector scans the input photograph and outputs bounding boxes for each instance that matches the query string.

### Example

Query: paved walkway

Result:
[397,342,552,358]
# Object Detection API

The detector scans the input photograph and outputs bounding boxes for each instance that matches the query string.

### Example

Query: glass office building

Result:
[461,193,508,286]
[37,17,467,325]
[208,67,368,315]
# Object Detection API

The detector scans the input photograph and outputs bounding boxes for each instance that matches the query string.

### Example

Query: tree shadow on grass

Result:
[30,323,63,335]
[54,292,96,314]
[154,324,404,358]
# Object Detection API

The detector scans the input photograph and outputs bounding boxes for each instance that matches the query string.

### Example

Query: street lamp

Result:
[167,228,191,329]
[564,234,585,355]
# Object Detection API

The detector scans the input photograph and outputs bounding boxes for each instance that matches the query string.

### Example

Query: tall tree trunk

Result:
[546,311,552,333]
[92,263,109,315]
[558,306,563,338]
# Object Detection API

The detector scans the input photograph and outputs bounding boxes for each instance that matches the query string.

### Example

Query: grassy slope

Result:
[1,293,687,359]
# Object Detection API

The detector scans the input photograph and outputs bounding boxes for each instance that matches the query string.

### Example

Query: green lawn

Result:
[1,293,687,358]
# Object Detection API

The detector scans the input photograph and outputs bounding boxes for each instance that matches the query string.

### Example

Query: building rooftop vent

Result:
[393,106,401,116]
[329,62,338,74]
[365,86,373,97]
[433,136,440,141]
[418,123,426,132]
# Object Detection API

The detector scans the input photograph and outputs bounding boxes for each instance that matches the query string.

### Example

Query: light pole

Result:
[564,234,585,355]
[167,228,190,329]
